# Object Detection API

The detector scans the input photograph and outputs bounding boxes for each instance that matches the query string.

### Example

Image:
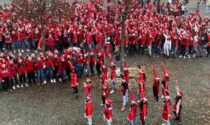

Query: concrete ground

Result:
[0,0,210,125]
[0,55,210,125]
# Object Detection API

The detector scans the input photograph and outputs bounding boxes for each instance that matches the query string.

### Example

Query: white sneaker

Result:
[179,55,182,58]
[184,56,186,59]
[188,55,191,59]
[13,86,16,90]
[43,81,47,84]
[21,84,24,88]
[59,78,62,82]
[17,85,20,88]
[193,54,196,58]
[25,83,29,87]
[53,79,56,83]
[21,49,24,53]
[110,90,115,94]
[50,79,53,83]
[14,50,16,53]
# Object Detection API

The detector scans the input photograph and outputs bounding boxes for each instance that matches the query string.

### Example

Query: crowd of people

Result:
[0,0,209,125]
[83,61,184,125]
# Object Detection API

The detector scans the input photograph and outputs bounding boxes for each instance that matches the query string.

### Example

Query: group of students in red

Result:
[82,57,184,125]
[0,0,210,60]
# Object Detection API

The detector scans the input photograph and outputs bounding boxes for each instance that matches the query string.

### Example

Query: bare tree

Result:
[12,0,75,51]
[112,0,140,70]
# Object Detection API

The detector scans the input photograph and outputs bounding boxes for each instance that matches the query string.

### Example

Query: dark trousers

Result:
[19,74,26,84]
[10,75,18,87]
[27,71,36,84]
[53,66,58,80]
[207,47,210,57]
[140,45,145,55]
[142,121,145,125]
[180,45,186,56]
[96,64,101,75]
[173,108,182,123]
[129,44,136,56]
[153,86,159,102]
[2,77,10,91]
[6,43,12,50]
[72,86,78,94]
[0,41,4,51]
[89,63,95,75]
[102,96,106,105]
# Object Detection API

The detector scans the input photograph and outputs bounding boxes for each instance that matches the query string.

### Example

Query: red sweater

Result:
[25,61,36,73]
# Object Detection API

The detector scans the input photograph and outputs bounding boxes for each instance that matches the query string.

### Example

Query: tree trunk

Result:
[120,16,126,71]
[41,22,45,52]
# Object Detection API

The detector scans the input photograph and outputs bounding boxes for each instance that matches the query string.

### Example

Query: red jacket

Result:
[17,64,26,75]
[70,72,78,87]
[45,58,54,69]
[0,68,10,78]
[90,56,96,64]
[103,105,112,120]
[25,60,36,73]
[46,38,56,47]
[101,70,108,81]
[85,101,93,117]
[124,71,129,83]
[9,64,17,77]
[110,67,116,80]
[153,80,160,94]
[58,61,67,74]
[35,60,44,70]
[162,101,171,121]
[84,83,92,96]
[128,105,137,121]
[140,102,148,121]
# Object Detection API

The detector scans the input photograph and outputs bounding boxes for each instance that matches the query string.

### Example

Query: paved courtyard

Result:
[0,55,210,125]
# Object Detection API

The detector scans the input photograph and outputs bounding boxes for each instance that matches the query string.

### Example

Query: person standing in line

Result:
[70,68,79,94]
[127,89,137,125]
[173,81,184,125]
[84,94,93,125]
[162,96,171,125]
[110,59,116,94]
[139,96,148,125]
[103,99,113,125]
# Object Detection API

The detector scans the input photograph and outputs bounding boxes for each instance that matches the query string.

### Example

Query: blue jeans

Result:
[89,63,95,75]
[153,43,160,56]
[12,41,19,50]
[59,71,66,82]
[76,64,84,78]
[195,43,203,56]
[166,120,170,125]
[111,80,116,91]
[172,45,177,58]
[37,69,45,83]
[44,67,53,80]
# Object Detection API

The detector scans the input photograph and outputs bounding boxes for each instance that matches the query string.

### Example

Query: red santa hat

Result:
[164,96,171,101]
[105,99,112,105]
[177,91,184,97]
[86,94,92,100]
[139,68,145,74]
[86,77,91,82]
[110,58,116,66]
[2,63,6,68]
